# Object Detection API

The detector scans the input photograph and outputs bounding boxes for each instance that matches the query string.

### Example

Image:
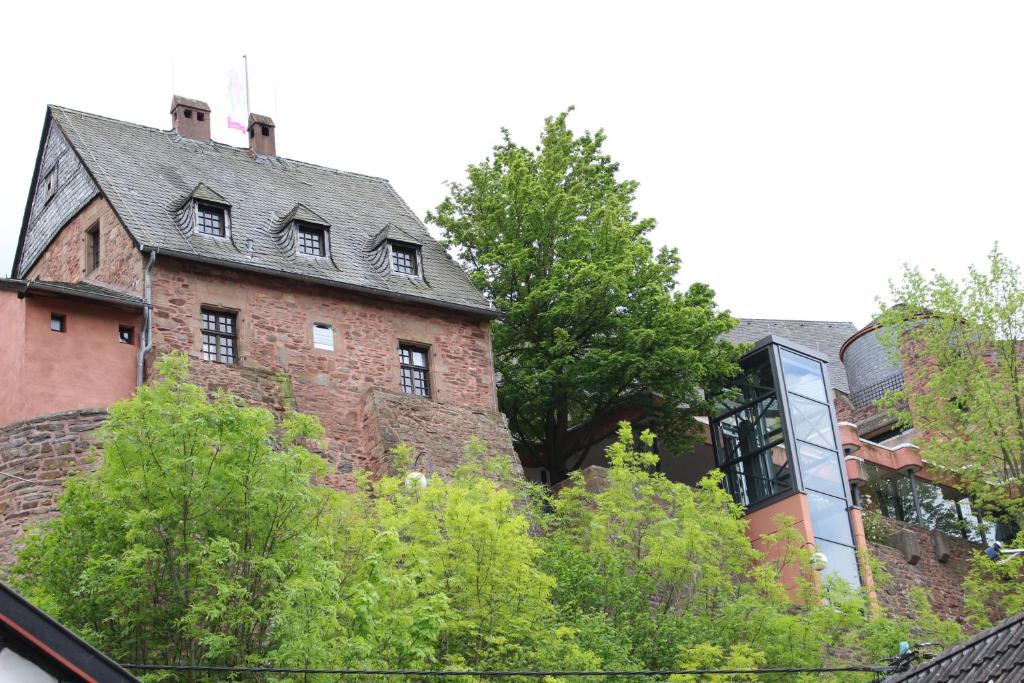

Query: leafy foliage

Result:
[428,110,740,478]
[876,246,1024,522]
[12,359,957,681]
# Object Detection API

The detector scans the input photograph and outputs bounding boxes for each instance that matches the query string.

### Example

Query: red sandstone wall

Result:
[149,257,510,478]
[0,409,106,565]
[869,518,977,625]
[26,196,144,296]
[0,297,141,424]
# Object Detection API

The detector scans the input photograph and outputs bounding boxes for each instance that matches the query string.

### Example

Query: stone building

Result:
[0,97,516,561]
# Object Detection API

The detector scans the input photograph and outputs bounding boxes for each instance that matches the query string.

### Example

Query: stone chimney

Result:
[170,96,211,141]
[248,114,276,156]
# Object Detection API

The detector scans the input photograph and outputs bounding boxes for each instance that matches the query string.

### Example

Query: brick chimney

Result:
[170,96,211,141]
[248,114,276,156]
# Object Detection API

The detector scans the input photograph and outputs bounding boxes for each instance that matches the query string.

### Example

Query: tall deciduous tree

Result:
[428,110,740,479]
[876,246,1024,523]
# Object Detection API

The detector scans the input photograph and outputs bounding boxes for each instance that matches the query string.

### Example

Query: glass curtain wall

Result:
[711,340,860,587]
[858,463,1018,545]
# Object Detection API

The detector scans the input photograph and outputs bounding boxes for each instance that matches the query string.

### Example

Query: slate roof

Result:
[39,106,494,317]
[886,611,1024,682]
[0,278,147,308]
[722,318,858,393]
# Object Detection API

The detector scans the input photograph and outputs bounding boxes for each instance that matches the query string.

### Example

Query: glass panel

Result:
[788,395,836,449]
[814,537,861,587]
[720,443,792,507]
[859,463,918,524]
[781,349,827,402]
[797,441,846,498]
[808,491,854,545]
[713,396,784,465]
[717,350,775,410]
[915,479,968,538]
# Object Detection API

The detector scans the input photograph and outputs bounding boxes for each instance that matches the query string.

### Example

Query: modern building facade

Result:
[0,97,518,561]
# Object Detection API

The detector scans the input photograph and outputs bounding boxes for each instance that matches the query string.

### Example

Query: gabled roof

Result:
[25,106,493,318]
[722,318,858,393]
[886,611,1024,682]
[280,203,330,228]
[184,182,230,207]
[0,581,140,682]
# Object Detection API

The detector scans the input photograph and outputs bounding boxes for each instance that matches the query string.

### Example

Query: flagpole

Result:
[243,55,251,118]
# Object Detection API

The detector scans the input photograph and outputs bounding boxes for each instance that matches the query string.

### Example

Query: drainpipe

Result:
[136,249,156,386]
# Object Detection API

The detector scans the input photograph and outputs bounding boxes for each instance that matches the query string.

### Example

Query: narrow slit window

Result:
[313,323,334,350]
[201,309,237,364]
[399,344,430,397]
[297,225,326,257]
[43,167,58,202]
[50,313,66,333]
[391,244,419,276]
[196,203,226,237]
[85,224,100,273]
[118,325,134,344]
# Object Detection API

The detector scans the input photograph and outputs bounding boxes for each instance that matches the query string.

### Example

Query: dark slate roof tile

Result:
[48,106,494,317]
[722,318,858,393]
[886,611,1024,682]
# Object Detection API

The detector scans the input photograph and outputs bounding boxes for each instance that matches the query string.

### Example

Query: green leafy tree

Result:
[12,359,957,681]
[540,424,961,681]
[876,246,1024,522]
[428,110,740,479]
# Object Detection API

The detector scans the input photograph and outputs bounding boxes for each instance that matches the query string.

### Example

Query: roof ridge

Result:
[891,611,1024,680]
[736,317,857,326]
[49,104,392,185]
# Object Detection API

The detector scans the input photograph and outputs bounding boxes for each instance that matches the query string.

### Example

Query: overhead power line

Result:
[122,664,891,676]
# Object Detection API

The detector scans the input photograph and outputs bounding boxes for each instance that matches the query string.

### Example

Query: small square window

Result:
[50,313,66,333]
[196,203,227,237]
[85,224,100,273]
[297,225,326,257]
[43,167,58,203]
[399,343,430,397]
[184,109,193,119]
[118,325,134,344]
[391,244,419,276]
[313,323,334,351]
[197,112,206,122]
[201,309,238,364]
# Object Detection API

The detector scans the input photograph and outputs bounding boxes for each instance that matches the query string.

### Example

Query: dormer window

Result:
[196,202,227,237]
[391,243,420,276]
[297,223,327,257]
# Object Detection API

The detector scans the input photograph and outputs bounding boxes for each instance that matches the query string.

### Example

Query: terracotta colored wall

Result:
[149,257,511,480]
[745,493,816,588]
[0,296,141,425]
[0,294,27,424]
[26,196,144,297]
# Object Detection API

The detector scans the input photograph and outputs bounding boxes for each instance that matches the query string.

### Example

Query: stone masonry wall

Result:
[0,409,106,566]
[369,389,520,477]
[149,257,513,484]
[868,517,978,625]
[27,195,144,296]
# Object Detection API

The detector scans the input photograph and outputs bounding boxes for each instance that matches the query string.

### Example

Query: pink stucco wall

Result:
[0,293,141,425]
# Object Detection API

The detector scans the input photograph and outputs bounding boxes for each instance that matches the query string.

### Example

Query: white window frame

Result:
[313,323,334,351]
[388,241,423,278]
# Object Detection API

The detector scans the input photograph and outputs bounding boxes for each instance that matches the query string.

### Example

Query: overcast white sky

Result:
[2,1,1022,327]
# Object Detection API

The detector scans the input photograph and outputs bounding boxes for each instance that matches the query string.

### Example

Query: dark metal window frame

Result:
[50,313,66,333]
[195,201,229,238]
[399,342,431,397]
[390,242,421,277]
[118,325,134,344]
[200,308,238,365]
[296,223,328,257]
